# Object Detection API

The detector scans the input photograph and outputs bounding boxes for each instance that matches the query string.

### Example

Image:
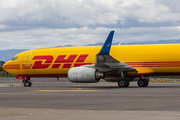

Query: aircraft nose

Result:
[2,61,20,71]
[2,62,8,71]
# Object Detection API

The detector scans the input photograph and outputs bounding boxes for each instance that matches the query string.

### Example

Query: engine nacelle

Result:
[68,67,104,83]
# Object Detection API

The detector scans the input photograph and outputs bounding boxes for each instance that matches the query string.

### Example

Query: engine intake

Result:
[68,67,104,83]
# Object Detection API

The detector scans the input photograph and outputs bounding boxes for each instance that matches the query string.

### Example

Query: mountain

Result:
[85,39,180,46]
[0,49,28,62]
[120,39,180,45]
[1,39,180,62]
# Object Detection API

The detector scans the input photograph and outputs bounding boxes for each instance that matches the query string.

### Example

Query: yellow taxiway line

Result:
[73,84,117,86]
[32,89,101,92]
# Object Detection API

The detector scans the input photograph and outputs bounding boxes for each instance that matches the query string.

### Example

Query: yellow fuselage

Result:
[3,44,180,77]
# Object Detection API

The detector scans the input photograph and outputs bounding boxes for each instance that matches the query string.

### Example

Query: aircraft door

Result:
[25,51,32,66]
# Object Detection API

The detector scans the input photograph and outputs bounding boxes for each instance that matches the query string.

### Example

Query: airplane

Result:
[2,31,180,87]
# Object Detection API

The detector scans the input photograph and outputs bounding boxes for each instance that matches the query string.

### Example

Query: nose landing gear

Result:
[22,77,32,87]
[23,80,32,87]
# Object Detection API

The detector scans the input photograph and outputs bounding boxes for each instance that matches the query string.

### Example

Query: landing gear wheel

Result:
[24,81,32,87]
[143,79,149,87]
[138,79,149,87]
[118,79,129,87]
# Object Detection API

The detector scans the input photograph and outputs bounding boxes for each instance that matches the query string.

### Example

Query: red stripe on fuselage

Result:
[126,61,180,67]
[22,64,32,69]
[16,72,180,78]
[16,74,67,77]
[3,64,20,69]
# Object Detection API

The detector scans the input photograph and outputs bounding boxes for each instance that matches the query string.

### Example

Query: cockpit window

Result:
[12,57,18,61]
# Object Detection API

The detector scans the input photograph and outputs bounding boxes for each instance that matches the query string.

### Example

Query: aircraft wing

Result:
[85,31,137,73]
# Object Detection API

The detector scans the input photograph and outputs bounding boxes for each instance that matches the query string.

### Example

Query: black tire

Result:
[24,81,32,87]
[143,79,149,87]
[118,79,129,87]
[126,80,130,87]
[138,79,148,87]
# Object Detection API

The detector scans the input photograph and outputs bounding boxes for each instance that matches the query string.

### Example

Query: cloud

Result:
[1,0,180,29]
[0,0,180,50]
[0,26,180,50]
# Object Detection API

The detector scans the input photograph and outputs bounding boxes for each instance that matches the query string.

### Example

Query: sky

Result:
[1,0,180,50]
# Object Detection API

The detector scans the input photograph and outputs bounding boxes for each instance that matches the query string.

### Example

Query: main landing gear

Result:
[117,72,130,87]
[137,79,149,87]
[22,77,32,87]
[118,79,130,87]
[118,78,149,88]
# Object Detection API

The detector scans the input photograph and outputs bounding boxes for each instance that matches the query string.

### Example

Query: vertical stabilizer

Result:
[97,31,114,55]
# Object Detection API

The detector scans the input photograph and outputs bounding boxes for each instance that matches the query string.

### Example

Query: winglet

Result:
[97,31,114,55]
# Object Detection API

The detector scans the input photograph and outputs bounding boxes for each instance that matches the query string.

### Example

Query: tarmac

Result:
[0,77,180,120]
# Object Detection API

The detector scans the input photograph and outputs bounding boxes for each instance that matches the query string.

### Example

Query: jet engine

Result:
[68,67,104,83]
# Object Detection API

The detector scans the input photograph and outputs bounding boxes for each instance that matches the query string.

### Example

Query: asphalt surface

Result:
[0,77,180,120]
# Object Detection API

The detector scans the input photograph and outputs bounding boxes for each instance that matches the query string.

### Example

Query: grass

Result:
[150,80,180,83]
[0,71,15,77]
[0,66,15,77]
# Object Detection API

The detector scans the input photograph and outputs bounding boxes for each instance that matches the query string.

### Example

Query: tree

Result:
[0,66,2,71]
[0,61,5,67]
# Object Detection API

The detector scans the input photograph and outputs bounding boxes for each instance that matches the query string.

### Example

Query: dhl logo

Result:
[30,54,92,69]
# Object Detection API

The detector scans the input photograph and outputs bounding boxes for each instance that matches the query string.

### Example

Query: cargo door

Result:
[25,51,32,66]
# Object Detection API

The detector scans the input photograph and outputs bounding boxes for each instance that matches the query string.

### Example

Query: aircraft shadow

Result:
[34,85,180,89]
[69,85,180,89]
